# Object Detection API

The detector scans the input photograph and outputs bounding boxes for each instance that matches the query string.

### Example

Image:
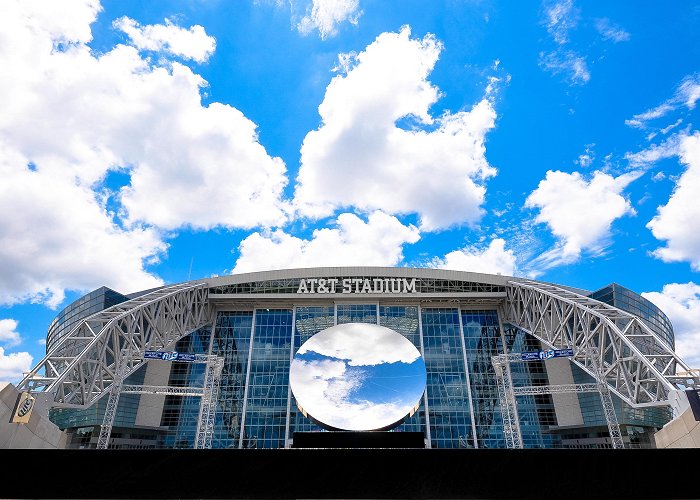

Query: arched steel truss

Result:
[16,283,210,408]
[504,280,700,408]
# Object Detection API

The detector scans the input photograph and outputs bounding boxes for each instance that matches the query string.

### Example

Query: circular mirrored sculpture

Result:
[289,322,427,431]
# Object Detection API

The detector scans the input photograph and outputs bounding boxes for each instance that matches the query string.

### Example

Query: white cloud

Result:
[626,74,700,129]
[0,319,21,347]
[539,50,590,85]
[577,144,595,168]
[624,134,681,169]
[432,238,516,276]
[293,27,498,231]
[0,0,289,305]
[642,283,700,367]
[539,1,597,86]
[543,0,578,45]
[290,358,416,430]
[595,18,630,43]
[647,132,700,269]
[113,17,216,63]
[232,211,420,273]
[0,158,165,307]
[297,0,362,39]
[525,170,639,268]
[0,347,33,383]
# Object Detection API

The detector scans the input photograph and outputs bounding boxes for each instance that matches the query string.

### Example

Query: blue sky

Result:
[1,0,700,381]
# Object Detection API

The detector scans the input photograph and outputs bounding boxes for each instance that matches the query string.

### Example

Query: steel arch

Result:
[504,280,700,408]
[16,282,210,408]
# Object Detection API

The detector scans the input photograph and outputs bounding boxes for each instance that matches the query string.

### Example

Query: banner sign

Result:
[296,278,417,294]
[11,391,36,424]
[521,348,574,361]
[144,350,197,362]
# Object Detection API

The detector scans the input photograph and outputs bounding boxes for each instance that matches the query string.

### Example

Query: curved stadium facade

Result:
[23,267,698,450]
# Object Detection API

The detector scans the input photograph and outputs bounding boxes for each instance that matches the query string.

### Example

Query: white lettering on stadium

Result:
[296,278,417,294]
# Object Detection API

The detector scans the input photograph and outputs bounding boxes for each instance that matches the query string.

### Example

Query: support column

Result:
[418,304,432,449]
[458,307,479,449]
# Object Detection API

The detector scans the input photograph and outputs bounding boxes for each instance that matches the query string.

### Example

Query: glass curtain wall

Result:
[159,326,212,449]
[241,309,293,449]
[461,310,504,448]
[379,306,425,435]
[289,306,335,436]
[158,306,560,449]
[421,308,473,448]
[210,311,254,448]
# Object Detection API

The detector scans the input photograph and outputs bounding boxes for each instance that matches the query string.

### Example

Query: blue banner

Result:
[521,348,574,361]
[143,350,197,362]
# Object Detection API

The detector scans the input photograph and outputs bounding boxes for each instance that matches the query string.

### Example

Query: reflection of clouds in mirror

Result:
[291,358,416,430]
[290,323,426,431]
[297,323,419,366]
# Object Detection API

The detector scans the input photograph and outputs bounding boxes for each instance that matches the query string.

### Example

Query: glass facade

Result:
[210,311,253,448]
[50,366,146,431]
[421,308,473,448]
[589,283,674,348]
[242,309,293,449]
[159,326,212,448]
[158,304,557,449]
[46,286,129,352]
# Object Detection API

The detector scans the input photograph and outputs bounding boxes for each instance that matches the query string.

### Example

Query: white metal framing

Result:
[17,283,210,408]
[96,353,223,449]
[504,280,700,408]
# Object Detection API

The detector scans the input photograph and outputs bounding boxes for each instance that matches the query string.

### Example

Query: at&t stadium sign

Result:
[296,278,417,294]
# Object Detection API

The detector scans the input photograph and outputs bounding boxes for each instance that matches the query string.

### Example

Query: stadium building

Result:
[9,267,700,450]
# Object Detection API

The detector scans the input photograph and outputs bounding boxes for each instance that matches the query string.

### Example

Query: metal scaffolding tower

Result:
[96,353,223,450]
[195,355,224,450]
[492,351,625,449]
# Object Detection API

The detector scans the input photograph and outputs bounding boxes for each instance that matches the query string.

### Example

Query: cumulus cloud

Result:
[293,27,497,231]
[0,347,33,383]
[297,0,362,39]
[626,74,700,129]
[113,17,216,63]
[594,18,630,43]
[0,319,21,347]
[642,283,700,367]
[298,323,420,366]
[231,211,420,273]
[525,170,639,268]
[0,157,165,307]
[0,0,288,305]
[647,132,700,269]
[432,238,516,276]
